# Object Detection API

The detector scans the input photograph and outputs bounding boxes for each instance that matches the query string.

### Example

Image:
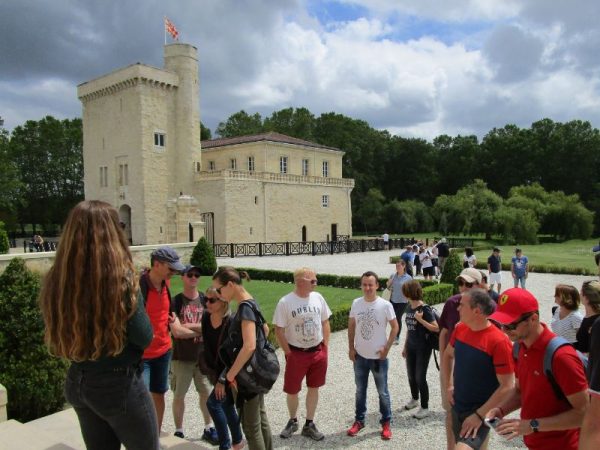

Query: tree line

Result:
[0,109,598,240]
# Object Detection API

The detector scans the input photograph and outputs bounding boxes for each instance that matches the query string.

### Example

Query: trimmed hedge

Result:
[472,261,596,276]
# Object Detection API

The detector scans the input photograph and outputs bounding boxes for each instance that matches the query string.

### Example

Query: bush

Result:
[0,221,9,254]
[423,284,454,305]
[440,250,462,292]
[0,258,68,421]
[191,237,217,275]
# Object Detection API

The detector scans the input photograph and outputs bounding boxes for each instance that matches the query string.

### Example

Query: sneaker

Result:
[413,407,430,419]
[404,399,419,410]
[347,421,364,437]
[173,431,185,439]
[381,421,392,440]
[302,422,325,441]
[280,419,299,438]
[202,427,219,445]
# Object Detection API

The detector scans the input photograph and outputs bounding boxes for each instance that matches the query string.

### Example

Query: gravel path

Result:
[163,251,596,449]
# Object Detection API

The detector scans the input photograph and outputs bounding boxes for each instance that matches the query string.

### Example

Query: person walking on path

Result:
[576,280,600,353]
[550,284,583,344]
[202,287,245,450]
[169,265,218,444]
[511,248,529,289]
[212,267,273,450]
[274,267,331,442]
[441,289,514,450]
[40,200,159,450]
[386,259,412,345]
[347,271,399,440]
[487,248,502,293]
[401,280,439,420]
[140,246,185,433]
[487,288,588,450]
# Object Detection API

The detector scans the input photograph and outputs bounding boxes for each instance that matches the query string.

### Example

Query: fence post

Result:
[259,242,263,257]
[311,241,316,256]
[361,240,366,252]
[329,240,334,255]
[230,243,235,258]
[346,239,351,254]
[286,242,290,256]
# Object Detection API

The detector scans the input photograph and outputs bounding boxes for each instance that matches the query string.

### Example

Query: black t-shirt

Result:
[171,292,205,362]
[487,254,501,273]
[202,311,229,378]
[437,243,450,257]
[405,304,435,348]
[587,318,600,390]
[224,300,261,365]
[575,314,600,353]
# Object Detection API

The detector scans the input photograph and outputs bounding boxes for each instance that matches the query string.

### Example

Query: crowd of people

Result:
[38,201,600,450]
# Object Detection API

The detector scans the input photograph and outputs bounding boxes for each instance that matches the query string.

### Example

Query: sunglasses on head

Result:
[457,279,474,287]
[500,313,534,331]
[186,271,201,278]
[207,297,222,304]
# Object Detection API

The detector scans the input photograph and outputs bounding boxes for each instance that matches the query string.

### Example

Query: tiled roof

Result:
[201,131,341,152]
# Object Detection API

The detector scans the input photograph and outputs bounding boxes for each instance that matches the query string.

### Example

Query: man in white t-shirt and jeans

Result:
[347,271,399,440]
[274,267,332,442]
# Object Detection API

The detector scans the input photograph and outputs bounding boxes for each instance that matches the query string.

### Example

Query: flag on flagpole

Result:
[164,16,179,41]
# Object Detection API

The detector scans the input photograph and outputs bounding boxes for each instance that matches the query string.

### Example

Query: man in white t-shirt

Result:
[274,267,332,442]
[347,271,399,440]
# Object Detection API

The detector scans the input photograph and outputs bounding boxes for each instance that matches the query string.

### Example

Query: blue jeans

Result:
[65,364,159,450]
[353,354,392,424]
[514,276,526,289]
[206,389,243,450]
[142,348,172,394]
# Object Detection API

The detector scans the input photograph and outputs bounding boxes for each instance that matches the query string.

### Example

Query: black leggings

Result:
[405,344,432,408]
[392,302,408,337]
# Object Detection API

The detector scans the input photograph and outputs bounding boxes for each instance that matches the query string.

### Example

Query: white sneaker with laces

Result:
[404,399,419,410]
[413,407,430,419]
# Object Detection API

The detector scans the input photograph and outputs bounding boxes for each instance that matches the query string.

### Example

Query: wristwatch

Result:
[529,419,539,433]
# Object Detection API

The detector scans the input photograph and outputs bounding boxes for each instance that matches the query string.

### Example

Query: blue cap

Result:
[151,246,186,272]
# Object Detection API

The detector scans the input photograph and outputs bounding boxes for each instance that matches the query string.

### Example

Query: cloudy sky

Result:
[2,0,600,140]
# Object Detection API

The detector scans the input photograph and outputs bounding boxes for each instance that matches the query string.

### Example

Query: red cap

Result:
[488,288,539,324]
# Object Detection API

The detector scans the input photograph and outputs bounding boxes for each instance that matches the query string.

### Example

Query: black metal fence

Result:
[213,237,418,258]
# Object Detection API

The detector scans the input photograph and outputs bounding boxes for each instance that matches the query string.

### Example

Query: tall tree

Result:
[200,122,212,140]
[215,110,263,137]
[263,107,315,140]
[0,129,22,226]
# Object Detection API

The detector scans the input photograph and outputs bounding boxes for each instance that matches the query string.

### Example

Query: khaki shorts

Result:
[170,359,211,399]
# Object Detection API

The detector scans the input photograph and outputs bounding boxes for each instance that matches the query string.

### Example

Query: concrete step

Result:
[0,419,78,449]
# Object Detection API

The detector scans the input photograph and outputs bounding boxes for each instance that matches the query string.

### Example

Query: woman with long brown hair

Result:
[212,266,273,450]
[40,200,158,450]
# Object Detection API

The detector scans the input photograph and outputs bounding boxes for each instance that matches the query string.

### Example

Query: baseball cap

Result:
[456,268,482,284]
[151,246,186,272]
[182,264,202,274]
[488,288,539,324]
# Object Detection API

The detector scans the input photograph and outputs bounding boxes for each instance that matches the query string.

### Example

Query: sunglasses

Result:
[215,285,225,295]
[457,279,474,288]
[207,297,222,304]
[500,313,534,331]
[303,278,318,285]
[186,272,201,278]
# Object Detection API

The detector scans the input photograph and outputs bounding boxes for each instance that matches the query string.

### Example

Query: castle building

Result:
[78,43,354,245]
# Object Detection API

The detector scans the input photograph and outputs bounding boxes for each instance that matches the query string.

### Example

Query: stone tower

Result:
[78,43,203,245]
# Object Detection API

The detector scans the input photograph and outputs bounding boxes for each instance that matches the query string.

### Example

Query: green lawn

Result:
[169,277,362,321]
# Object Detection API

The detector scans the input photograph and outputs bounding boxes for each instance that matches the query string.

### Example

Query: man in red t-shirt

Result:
[140,246,185,433]
[487,288,588,450]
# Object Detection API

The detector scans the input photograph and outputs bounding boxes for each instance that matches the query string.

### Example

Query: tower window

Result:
[302,159,309,176]
[209,161,216,171]
[230,158,237,170]
[99,166,108,187]
[154,132,166,147]
[248,156,255,172]
[322,195,329,207]
[322,160,329,177]
[280,156,288,174]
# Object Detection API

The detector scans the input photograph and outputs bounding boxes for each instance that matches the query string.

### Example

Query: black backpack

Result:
[423,304,442,370]
[219,301,280,395]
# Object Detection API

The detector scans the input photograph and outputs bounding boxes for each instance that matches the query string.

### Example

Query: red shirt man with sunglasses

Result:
[487,288,588,450]
[168,265,218,444]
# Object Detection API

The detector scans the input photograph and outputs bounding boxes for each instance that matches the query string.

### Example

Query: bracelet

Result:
[474,411,484,422]
[217,375,226,385]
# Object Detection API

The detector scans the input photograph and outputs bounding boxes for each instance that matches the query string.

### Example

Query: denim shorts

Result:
[142,349,172,394]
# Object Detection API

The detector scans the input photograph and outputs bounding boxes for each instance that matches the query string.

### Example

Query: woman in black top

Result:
[212,267,273,450]
[576,280,600,353]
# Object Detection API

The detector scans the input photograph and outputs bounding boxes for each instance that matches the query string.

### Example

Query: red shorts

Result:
[283,344,328,394]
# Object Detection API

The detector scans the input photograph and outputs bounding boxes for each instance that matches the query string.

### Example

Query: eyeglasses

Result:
[207,297,222,304]
[303,278,318,285]
[457,279,474,288]
[215,285,225,295]
[186,272,201,278]
[500,313,534,331]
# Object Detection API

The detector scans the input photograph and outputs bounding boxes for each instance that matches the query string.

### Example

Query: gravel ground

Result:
[163,250,597,449]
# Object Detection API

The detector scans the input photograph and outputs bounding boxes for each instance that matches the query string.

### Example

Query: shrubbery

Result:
[440,250,462,292]
[0,221,9,254]
[0,258,68,421]
[191,237,217,275]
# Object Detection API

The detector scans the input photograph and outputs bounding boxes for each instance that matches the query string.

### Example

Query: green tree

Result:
[356,188,386,233]
[190,237,217,275]
[0,221,9,254]
[0,258,68,421]
[216,110,264,137]
[0,129,22,226]
[494,206,539,244]
[263,107,315,140]
[440,250,463,291]
[200,122,212,140]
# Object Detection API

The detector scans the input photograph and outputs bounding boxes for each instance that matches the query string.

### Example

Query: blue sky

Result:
[1,0,600,140]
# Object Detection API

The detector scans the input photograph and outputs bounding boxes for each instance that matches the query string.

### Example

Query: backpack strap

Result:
[543,336,588,402]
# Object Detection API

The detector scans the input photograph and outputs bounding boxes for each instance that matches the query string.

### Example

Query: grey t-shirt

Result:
[389,273,412,304]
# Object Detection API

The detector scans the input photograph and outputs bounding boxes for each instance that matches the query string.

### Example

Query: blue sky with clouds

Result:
[1,0,600,140]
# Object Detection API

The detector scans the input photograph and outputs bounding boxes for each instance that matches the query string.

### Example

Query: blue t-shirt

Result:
[389,273,412,304]
[511,255,528,277]
[401,251,414,265]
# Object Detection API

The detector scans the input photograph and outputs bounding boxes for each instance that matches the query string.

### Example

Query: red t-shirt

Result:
[517,324,588,450]
[142,274,172,360]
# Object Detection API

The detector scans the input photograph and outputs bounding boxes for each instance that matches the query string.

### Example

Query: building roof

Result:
[201,132,342,152]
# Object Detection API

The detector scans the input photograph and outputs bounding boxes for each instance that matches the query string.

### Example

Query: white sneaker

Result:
[413,407,430,419]
[404,399,419,410]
